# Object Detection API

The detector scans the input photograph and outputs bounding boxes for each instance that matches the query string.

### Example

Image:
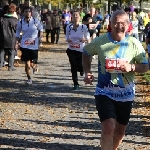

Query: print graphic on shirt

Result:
[84,33,148,101]
[95,82,135,101]
[106,58,128,73]
[109,45,120,56]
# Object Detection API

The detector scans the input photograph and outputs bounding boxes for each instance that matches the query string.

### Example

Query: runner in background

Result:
[62,9,71,35]
[66,10,90,90]
[15,6,43,85]
[103,11,110,30]
[79,8,85,23]
[95,10,103,37]
[82,7,100,40]
[82,7,101,59]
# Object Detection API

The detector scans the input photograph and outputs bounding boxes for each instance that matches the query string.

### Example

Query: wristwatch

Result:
[131,64,135,71]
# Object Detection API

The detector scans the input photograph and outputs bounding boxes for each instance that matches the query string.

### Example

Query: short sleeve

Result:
[82,15,88,22]
[83,25,90,40]
[83,37,98,56]
[36,20,43,32]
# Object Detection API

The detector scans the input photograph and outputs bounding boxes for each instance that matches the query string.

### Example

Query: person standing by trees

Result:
[51,9,61,44]
[0,3,18,71]
[45,10,52,43]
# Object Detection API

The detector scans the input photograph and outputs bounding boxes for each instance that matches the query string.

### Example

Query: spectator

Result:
[139,10,145,19]
[131,12,139,40]
[51,9,61,44]
[146,29,150,68]
[0,3,18,71]
[129,3,135,13]
[143,13,150,27]
[138,16,145,42]
[45,10,52,43]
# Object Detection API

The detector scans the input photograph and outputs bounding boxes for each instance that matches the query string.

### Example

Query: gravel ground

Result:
[0,33,150,150]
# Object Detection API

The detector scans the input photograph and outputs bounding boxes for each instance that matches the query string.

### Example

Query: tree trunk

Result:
[82,0,85,8]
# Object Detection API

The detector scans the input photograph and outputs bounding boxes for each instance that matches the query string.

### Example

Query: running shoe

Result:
[73,84,79,90]
[26,79,32,85]
[33,68,38,74]
[14,56,20,60]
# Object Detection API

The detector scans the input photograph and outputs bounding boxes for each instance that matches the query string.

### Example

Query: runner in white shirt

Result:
[66,10,90,90]
[15,6,43,85]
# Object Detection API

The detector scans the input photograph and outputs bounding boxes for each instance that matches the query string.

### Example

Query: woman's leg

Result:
[66,49,78,86]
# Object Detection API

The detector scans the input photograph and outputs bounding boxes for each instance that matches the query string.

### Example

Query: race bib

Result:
[70,42,80,49]
[105,58,128,73]
[24,39,35,45]
[89,24,97,30]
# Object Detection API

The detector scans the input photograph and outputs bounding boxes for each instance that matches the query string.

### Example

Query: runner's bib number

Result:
[70,42,80,49]
[24,39,35,45]
[105,58,128,73]
[89,24,97,30]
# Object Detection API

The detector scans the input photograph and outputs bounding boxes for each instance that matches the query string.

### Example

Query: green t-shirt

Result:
[80,12,85,22]
[83,33,148,101]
